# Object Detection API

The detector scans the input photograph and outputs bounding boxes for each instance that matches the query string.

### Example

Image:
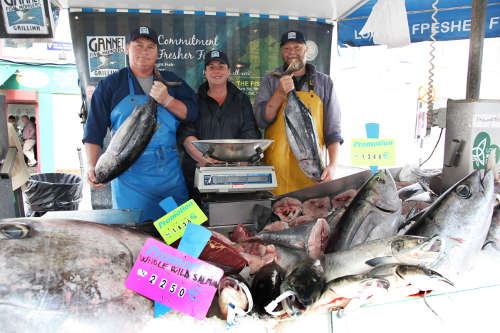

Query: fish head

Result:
[217,276,250,318]
[391,235,444,266]
[298,159,323,182]
[0,219,32,240]
[363,170,402,213]
[281,262,326,308]
[395,265,454,291]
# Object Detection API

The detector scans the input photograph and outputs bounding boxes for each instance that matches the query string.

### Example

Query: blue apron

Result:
[109,71,188,222]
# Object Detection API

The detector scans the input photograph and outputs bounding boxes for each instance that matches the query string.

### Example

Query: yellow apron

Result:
[263,80,326,196]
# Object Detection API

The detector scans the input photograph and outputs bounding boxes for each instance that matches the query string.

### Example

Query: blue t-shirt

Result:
[83,67,198,147]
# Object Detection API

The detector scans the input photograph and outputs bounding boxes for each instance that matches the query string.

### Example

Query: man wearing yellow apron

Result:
[254,30,343,196]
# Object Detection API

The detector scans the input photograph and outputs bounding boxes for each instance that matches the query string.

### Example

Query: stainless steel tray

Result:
[191,139,274,162]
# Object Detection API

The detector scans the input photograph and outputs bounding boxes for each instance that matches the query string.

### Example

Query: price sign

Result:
[154,199,207,244]
[125,238,223,320]
[351,139,396,166]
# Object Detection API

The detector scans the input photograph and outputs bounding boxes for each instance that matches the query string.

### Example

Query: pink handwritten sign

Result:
[125,238,223,320]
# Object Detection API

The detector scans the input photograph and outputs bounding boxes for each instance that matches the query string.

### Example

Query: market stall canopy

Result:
[53,0,368,20]
[338,0,500,47]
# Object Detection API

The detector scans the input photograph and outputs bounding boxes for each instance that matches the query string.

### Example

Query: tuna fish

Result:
[0,218,153,333]
[250,218,330,259]
[94,66,171,184]
[323,235,444,281]
[325,169,402,253]
[406,169,495,279]
[284,90,325,181]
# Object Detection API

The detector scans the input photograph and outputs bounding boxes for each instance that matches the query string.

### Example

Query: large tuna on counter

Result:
[325,169,402,253]
[0,218,153,333]
[406,169,495,279]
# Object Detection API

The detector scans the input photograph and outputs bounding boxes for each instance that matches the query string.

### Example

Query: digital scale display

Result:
[204,173,272,186]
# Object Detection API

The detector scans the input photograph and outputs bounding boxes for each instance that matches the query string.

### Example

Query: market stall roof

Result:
[53,0,369,20]
[338,0,500,46]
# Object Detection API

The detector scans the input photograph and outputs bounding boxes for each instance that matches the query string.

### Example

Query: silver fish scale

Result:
[284,91,324,181]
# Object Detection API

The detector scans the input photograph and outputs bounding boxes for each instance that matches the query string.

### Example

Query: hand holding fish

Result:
[320,164,335,183]
[150,80,174,108]
[278,75,295,96]
[87,166,108,189]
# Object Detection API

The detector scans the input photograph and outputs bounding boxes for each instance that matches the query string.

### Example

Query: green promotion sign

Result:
[68,11,333,103]
[351,138,396,166]
[472,131,500,170]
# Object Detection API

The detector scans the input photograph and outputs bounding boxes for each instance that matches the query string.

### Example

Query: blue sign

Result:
[338,1,500,47]
[47,41,73,51]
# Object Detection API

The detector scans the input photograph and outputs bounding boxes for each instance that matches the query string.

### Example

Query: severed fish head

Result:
[218,275,251,318]
[361,169,402,213]
[280,260,325,316]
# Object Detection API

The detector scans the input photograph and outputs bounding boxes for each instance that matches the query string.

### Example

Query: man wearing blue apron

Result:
[83,26,198,222]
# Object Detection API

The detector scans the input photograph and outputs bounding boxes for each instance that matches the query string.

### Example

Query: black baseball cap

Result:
[129,26,158,45]
[205,50,229,67]
[280,30,306,47]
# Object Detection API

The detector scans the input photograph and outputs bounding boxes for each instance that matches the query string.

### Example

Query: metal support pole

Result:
[466,0,487,100]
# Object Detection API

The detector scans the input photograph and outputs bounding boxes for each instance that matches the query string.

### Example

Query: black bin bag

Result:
[24,173,83,213]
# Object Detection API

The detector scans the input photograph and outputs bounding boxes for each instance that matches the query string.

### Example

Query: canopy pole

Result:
[466,0,487,100]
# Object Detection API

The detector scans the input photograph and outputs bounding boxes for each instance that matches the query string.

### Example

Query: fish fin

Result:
[365,256,393,267]
[482,240,497,251]
[268,71,283,77]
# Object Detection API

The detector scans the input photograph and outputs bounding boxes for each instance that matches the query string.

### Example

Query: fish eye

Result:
[456,184,471,198]
[0,223,30,239]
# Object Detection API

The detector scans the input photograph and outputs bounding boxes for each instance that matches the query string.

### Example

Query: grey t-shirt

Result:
[137,75,153,94]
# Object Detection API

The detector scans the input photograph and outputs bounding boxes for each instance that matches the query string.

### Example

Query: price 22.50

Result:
[148,273,186,298]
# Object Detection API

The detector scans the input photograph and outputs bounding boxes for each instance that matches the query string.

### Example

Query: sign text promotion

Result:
[351,138,396,166]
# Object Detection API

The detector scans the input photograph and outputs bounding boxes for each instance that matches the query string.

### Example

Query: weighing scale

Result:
[191,139,277,235]
[192,139,277,193]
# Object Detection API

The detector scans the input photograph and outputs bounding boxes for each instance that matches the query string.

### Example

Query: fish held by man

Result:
[94,66,167,184]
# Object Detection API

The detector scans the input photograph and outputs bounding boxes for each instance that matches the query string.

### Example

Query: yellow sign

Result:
[154,200,208,244]
[351,139,396,166]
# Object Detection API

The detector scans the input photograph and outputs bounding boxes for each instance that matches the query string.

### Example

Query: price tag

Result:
[125,238,223,320]
[351,138,396,166]
[154,199,208,244]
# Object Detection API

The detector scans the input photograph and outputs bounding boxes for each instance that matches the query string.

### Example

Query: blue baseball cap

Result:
[280,30,306,47]
[129,26,158,46]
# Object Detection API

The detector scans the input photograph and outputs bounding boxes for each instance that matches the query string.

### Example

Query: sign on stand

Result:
[351,138,396,167]
[125,238,223,320]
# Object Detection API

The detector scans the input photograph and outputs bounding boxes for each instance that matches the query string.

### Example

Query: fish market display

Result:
[406,169,495,278]
[250,262,285,317]
[94,66,165,184]
[0,218,153,333]
[284,89,324,181]
[323,235,444,281]
[326,169,402,253]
